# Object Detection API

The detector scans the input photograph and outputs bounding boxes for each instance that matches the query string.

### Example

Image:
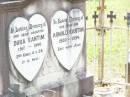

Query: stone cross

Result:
[107,11,116,24]
[124,13,130,26]
[92,11,98,26]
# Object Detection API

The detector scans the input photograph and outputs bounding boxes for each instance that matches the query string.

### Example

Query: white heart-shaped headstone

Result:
[51,9,85,70]
[9,14,48,81]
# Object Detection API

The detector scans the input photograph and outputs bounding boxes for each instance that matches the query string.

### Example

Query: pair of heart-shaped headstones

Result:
[9,9,85,81]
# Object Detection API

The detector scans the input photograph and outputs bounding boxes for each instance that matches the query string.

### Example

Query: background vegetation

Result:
[86,0,130,82]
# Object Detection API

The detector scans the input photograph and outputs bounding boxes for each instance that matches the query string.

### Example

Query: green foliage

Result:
[86,0,130,81]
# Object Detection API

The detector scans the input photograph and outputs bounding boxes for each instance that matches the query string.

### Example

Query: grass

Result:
[86,0,130,81]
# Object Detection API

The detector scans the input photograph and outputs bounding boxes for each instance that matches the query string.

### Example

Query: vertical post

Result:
[107,11,116,80]
[124,13,130,83]
[124,13,130,97]
[92,11,98,76]
[98,0,105,84]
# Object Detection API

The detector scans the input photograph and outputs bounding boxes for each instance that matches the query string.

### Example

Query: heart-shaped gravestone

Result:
[9,14,48,81]
[51,9,85,70]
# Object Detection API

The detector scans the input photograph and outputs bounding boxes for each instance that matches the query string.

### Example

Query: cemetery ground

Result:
[86,0,130,96]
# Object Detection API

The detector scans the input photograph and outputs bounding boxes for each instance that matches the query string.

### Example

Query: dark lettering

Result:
[14,39,26,46]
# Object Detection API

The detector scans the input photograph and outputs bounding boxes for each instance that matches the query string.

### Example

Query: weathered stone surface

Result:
[0,0,94,97]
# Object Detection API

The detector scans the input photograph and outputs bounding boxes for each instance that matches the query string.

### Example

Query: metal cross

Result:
[92,11,98,26]
[124,13,130,26]
[107,11,116,24]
